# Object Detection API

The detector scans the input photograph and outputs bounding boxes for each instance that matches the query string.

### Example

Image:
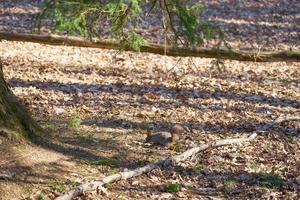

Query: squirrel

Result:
[145,124,185,146]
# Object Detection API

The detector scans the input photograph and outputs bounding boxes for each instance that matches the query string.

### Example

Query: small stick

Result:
[56,115,300,200]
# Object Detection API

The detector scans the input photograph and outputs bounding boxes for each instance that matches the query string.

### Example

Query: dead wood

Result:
[55,115,300,200]
[259,115,300,132]
[1,32,299,62]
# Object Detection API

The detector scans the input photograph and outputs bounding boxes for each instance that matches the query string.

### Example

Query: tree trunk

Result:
[0,61,41,140]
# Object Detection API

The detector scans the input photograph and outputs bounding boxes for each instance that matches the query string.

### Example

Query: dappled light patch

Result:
[0,0,299,199]
[0,39,298,199]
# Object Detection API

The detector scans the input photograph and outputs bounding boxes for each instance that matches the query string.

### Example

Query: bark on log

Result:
[0,32,299,62]
[55,115,300,200]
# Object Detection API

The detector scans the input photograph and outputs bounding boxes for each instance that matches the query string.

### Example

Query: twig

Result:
[259,115,300,132]
[55,115,300,200]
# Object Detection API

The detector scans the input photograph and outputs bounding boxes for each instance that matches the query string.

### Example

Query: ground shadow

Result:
[82,116,299,137]
[8,78,300,109]
[114,164,297,199]
[200,1,300,48]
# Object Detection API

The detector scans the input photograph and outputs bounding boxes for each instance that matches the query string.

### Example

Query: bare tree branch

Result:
[1,32,299,62]
[55,115,300,200]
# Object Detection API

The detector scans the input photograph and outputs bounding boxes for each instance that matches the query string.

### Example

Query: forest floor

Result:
[0,1,300,200]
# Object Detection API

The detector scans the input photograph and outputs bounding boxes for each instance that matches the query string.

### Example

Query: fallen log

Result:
[55,115,300,200]
[0,32,299,62]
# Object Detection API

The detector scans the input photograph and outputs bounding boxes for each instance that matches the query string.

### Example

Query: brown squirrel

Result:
[145,124,185,146]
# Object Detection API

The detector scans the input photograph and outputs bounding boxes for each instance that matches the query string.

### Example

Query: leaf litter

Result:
[0,0,300,199]
[0,40,299,199]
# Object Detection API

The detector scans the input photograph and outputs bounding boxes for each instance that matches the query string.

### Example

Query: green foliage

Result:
[34,0,225,51]
[41,122,55,130]
[165,1,205,45]
[168,142,182,151]
[166,182,180,193]
[69,180,80,188]
[260,186,269,193]
[193,162,207,171]
[90,158,121,167]
[67,116,81,127]
[38,193,50,200]
[107,168,119,175]
[174,142,182,151]
[49,182,66,192]
[222,178,237,194]
[120,31,148,51]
